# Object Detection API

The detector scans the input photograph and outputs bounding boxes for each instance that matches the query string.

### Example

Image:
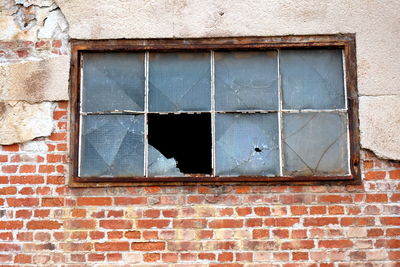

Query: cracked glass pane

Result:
[215,51,278,111]
[80,115,144,177]
[149,52,211,112]
[282,112,349,176]
[82,52,145,112]
[148,145,184,177]
[216,113,279,176]
[281,49,345,109]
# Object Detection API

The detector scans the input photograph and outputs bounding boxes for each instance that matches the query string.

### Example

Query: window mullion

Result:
[211,50,216,177]
[144,51,149,177]
[277,49,284,177]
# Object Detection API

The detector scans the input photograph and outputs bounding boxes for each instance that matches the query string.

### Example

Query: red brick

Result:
[14,254,31,263]
[236,207,252,216]
[281,240,314,250]
[125,231,141,239]
[137,219,170,228]
[114,197,146,205]
[291,206,308,215]
[49,132,67,141]
[19,165,36,173]
[162,209,178,218]
[381,217,400,225]
[42,197,64,207]
[65,220,96,229]
[144,253,160,262]
[318,195,352,203]
[319,240,353,248]
[27,220,61,229]
[389,170,400,179]
[387,239,400,248]
[0,221,23,229]
[0,186,17,195]
[243,240,277,250]
[254,207,271,216]
[100,220,133,229]
[95,242,129,251]
[144,209,160,218]
[132,242,165,251]
[366,194,388,202]
[46,176,65,184]
[7,198,39,207]
[218,252,233,262]
[209,219,243,228]
[365,171,386,180]
[173,219,207,228]
[39,165,55,173]
[199,253,216,260]
[293,252,308,261]
[2,165,17,173]
[2,144,19,152]
[304,217,339,226]
[52,40,62,48]
[389,251,400,260]
[77,197,112,206]
[252,229,269,239]
[10,175,44,184]
[310,206,326,215]
[340,217,375,226]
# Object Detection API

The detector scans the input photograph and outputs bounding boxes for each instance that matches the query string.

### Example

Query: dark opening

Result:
[148,113,212,175]
[254,147,262,153]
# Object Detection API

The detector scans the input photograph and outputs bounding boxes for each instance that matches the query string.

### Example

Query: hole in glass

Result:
[147,113,212,175]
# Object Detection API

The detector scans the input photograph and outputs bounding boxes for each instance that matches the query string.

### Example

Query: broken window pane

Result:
[280,49,345,110]
[149,52,211,112]
[215,51,278,111]
[148,145,183,177]
[215,113,279,176]
[282,112,349,176]
[82,52,145,112]
[148,113,212,175]
[80,115,144,177]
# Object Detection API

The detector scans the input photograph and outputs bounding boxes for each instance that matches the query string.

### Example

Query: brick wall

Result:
[0,103,399,266]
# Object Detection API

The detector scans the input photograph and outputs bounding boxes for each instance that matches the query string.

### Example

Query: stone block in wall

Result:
[0,56,70,102]
[0,101,54,145]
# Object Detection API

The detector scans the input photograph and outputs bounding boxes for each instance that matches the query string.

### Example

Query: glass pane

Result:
[281,49,345,109]
[149,52,211,112]
[215,51,278,111]
[216,113,279,176]
[148,145,183,177]
[82,52,145,112]
[80,115,144,177]
[282,112,349,176]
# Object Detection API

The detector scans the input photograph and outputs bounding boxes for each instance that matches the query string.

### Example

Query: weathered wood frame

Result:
[69,34,360,187]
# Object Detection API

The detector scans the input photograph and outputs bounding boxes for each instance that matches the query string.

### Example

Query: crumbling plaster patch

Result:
[0,101,54,145]
[359,96,400,161]
[0,55,70,102]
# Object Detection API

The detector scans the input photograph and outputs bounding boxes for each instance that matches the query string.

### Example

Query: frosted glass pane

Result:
[80,115,144,177]
[148,145,183,177]
[282,112,349,176]
[149,52,211,112]
[215,51,278,110]
[216,114,279,176]
[281,49,345,109]
[82,52,145,112]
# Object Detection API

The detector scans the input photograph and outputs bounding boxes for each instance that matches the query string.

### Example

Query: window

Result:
[70,35,360,186]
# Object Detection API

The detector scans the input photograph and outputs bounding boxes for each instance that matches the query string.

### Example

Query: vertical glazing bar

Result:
[342,49,351,175]
[78,54,84,177]
[211,51,216,176]
[277,49,283,176]
[144,52,149,177]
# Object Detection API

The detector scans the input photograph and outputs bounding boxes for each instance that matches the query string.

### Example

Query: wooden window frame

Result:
[69,34,360,187]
